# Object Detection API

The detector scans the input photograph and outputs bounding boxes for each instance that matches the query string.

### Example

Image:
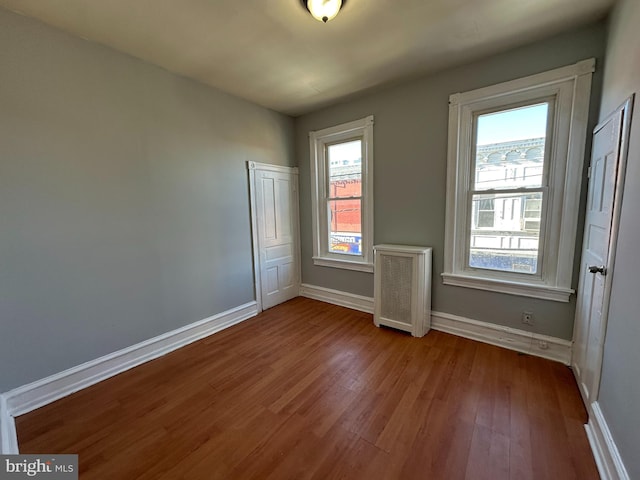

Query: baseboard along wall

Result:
[0,395,18,454]
[431,311,572,365]
[585,402,630,480]
[298,284,374,314]
[299,283,572,364]
[0,301,259,454]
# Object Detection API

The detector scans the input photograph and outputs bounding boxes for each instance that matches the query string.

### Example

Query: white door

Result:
[248,162,300,311]
[572,98,632,406]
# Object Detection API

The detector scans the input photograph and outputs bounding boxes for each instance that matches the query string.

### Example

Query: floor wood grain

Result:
[16,297,599,479]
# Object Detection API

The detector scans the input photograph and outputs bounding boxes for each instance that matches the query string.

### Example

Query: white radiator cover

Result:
[373,245,432,337]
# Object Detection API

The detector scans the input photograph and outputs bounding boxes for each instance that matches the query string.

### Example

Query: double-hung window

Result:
[309,116,374,272]
[443,60,595,302]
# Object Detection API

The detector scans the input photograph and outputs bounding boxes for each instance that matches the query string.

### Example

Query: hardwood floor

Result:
[16,297,599,479]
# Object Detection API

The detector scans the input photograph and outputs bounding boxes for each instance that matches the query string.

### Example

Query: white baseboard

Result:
[298,285,571,364]
[3,301,258,421]
[431,311,572,365]
[299,284,374,314]
[585,402,630,480]
[0,394,18,454]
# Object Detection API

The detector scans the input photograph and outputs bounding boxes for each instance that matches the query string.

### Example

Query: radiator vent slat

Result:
[380,254,413,323]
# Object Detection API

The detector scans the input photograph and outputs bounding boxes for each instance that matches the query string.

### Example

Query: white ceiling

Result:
[0,0,614,116]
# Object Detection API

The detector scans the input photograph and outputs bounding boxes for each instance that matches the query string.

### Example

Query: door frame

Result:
[572,94,634,403]
[247,161,301,312]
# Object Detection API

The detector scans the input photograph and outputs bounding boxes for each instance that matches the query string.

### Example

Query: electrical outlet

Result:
[522,311,534,325]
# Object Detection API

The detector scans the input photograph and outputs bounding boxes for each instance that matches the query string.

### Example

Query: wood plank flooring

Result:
[16,297,599,479]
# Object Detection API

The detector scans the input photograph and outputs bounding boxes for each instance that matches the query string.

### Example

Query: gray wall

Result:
[296,23,606,340]
[596,0,640,477]
[0,8,294,392]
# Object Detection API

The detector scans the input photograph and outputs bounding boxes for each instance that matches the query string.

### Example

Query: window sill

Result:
[441,273,573,302]
[313,256,374,273]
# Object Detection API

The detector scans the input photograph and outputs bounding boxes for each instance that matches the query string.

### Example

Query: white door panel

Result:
[249,163,300,311]
[573,99,632,406]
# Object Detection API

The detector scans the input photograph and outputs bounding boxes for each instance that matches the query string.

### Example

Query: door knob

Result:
[588,265,607,275]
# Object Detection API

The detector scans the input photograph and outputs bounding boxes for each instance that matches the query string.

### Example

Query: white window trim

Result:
[309,116,374,273]
[443,59,595,302]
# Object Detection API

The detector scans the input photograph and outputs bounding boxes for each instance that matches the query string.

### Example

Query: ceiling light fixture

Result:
[302,0,345,23]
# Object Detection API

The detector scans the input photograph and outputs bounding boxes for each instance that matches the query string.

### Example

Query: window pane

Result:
[478,211,495,228]
[475,103,548,191]
[469,192,543,274]
[328,198,361,255]
[328,140,362,198]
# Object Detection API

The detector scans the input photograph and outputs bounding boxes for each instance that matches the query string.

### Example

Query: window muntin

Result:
[473,197,495,228]
[309,116,374,272]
